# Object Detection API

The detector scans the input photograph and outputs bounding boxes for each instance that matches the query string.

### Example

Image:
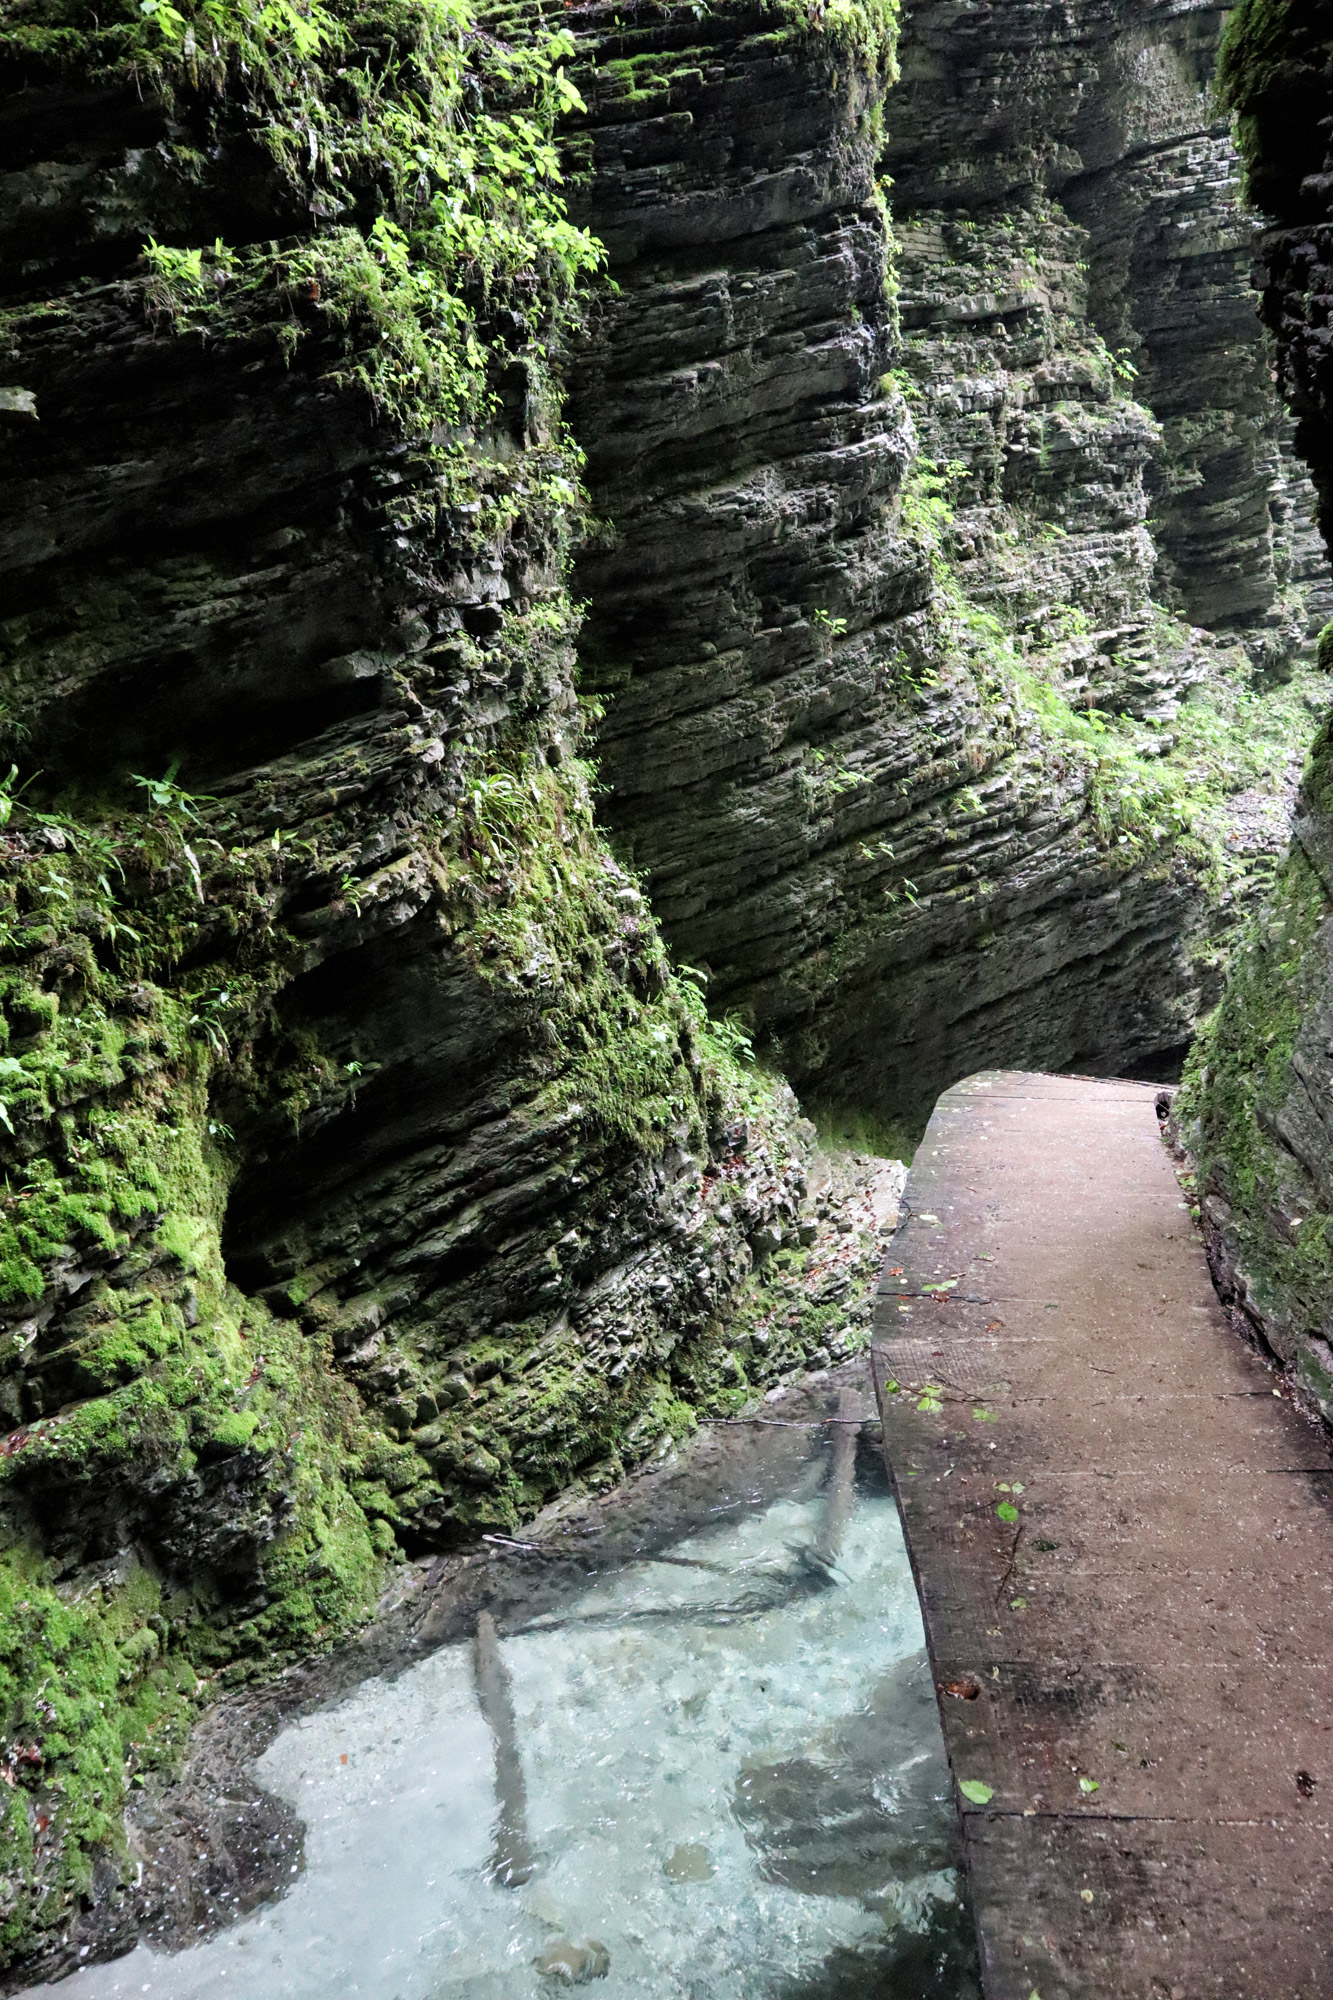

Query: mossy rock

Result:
[1316,619,1333,674]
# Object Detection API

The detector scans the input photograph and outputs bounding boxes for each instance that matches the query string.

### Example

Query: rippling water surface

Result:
[31,1377,980,1999]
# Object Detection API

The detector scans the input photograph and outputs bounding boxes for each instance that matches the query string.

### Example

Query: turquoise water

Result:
[28,1387,978,1999]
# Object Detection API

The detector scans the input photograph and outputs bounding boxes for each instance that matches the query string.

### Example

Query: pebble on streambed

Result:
[533,1934,612,1983]
[663,1841,716,1881]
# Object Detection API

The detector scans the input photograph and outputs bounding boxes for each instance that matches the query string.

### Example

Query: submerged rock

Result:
[734,1650,958,1902]
[473,1610,537,1889]
[533,1934,611,1984]
[663,1842,715,1882]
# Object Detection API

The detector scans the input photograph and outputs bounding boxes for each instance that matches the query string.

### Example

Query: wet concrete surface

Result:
[872,1069,1333,2000]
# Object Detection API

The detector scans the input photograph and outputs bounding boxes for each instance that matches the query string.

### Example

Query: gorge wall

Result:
[0,5,849,1966]
[0,0,1322,1975]
[1177,0,1333,1431]
[569,0,1326,1138]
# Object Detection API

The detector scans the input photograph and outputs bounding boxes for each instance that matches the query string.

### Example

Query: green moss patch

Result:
[1177,842,1333,1353]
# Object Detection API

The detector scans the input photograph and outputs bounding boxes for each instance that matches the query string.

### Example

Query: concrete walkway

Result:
[870,1071,1333,2000]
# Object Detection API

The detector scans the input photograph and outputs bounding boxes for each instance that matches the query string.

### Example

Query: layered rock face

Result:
[0,0,1324,1974]
[1178,0,1333,1421]
[888,0,1323,670]
[570,0,1324,1136]
[0,10,860,1967]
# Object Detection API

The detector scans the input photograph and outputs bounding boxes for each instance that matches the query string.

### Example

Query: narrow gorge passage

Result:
[567,0,1329,1132]
[5,0,1333,1986]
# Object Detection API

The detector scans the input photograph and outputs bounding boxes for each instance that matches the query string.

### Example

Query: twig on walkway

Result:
[995,1522,1025,1606]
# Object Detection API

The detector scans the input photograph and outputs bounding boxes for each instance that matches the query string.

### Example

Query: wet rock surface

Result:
[1180,0,1333,1422]
[566,0,1323,1134]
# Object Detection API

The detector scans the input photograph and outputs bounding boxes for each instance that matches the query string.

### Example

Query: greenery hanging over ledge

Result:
[2,0,604,460]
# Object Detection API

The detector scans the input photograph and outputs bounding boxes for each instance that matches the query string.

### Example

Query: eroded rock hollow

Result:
[0,0,1325,1972]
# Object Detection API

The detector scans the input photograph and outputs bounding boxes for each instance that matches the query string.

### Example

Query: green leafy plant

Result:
[129,763,211,824]
[187,986,232,1055]
[678,964,756,1073]
[54,0,599,456]
[0,766,29,830]
[899,456,969,541]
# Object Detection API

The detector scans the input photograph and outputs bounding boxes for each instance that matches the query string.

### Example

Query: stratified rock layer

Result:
[0,14,860,1970]
[1179,0,1333,1421]
[0,0,1325,1974]
[569,0,1324,1135]
[889,0,1324,670]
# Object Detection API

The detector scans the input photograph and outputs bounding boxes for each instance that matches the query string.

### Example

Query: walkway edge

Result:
[871,1069,1333,2000]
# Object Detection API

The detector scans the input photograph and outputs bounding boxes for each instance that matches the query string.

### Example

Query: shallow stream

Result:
[31,1372,979,2000]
